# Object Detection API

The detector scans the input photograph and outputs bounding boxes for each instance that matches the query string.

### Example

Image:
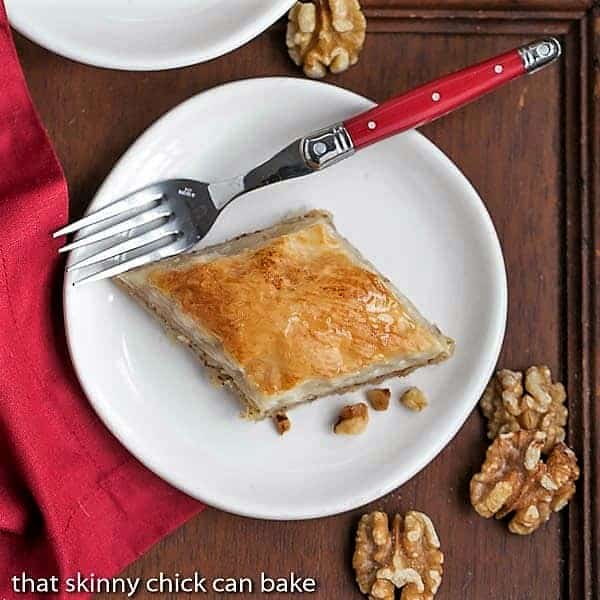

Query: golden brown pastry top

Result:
[149,223,440,395]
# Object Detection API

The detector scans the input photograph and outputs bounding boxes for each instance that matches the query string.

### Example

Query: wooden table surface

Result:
[14,2,599,599]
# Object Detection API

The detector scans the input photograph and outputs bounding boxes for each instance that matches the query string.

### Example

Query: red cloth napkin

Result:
[0,4,203,598]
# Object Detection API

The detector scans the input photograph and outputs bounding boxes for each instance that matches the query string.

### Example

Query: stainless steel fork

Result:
[54,39,561,285]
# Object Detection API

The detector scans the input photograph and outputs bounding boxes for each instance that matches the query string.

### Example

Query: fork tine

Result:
[67,223,179,271]
[58,205,172,253]
[72,244,186,287]
[52,186,163,238]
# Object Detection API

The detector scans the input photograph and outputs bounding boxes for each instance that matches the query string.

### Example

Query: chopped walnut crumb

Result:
[480,365,567,452]
[367,388,391,411]
[273,413,291,435]
[470,430,579,534]
[401,387,428,412]
[334,402,369,435]
[286,0,367,78]
[353,510,443,599]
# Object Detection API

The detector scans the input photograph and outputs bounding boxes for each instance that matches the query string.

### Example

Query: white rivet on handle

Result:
[367,120,377,130]
[313,142,328,156]
[494,64,504,74]
[538,43,552,57]
[431,92,441,102]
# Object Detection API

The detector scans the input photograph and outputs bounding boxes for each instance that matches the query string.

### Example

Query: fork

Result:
[55,38,561,286]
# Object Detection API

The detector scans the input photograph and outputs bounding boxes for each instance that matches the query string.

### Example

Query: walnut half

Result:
[480,365,567,452]
[286,0,367,78]
[353,510,443,599]
[470,430,579,534]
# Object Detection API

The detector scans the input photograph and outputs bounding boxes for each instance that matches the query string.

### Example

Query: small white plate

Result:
[64,78,507,520]
[7,0,295,70]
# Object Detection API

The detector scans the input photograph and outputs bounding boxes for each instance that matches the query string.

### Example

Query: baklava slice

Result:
[116,210,454,419]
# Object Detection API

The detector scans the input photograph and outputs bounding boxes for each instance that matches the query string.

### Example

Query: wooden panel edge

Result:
[364,1,592,11]
[563,8,597,600]
[364,8,586,21]
[584,8,599,599]
[365,16,573,34]
[361,6,576,34]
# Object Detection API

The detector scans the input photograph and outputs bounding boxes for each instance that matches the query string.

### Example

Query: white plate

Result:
[7,0,295,70]
[64,78,507,520]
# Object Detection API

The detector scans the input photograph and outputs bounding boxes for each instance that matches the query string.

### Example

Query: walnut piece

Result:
[334,402,369,435]
[401,387,428,412]
[273,413,291,435]
[353,510,443,600]
[367,388,391,411]
[480,365,567,452]
[353,512,394,597]
[470,430,579,534]
[286,0,367,79]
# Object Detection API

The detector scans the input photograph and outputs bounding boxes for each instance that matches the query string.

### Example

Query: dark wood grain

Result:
[12,2,598,598]
[590,9,600,599]
[367,0,592,8]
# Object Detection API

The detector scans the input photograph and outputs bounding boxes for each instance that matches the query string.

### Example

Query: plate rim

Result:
[7,0,296,71]
[63,77,508,520]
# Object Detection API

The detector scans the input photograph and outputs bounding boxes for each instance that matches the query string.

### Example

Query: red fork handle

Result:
[344,38,561,150]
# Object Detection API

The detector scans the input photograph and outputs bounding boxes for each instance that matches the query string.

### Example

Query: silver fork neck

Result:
[208,123,356,211]
[208,176,246,211]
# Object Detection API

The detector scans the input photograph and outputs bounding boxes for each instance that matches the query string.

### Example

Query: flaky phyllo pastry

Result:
[116,210,454,419]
